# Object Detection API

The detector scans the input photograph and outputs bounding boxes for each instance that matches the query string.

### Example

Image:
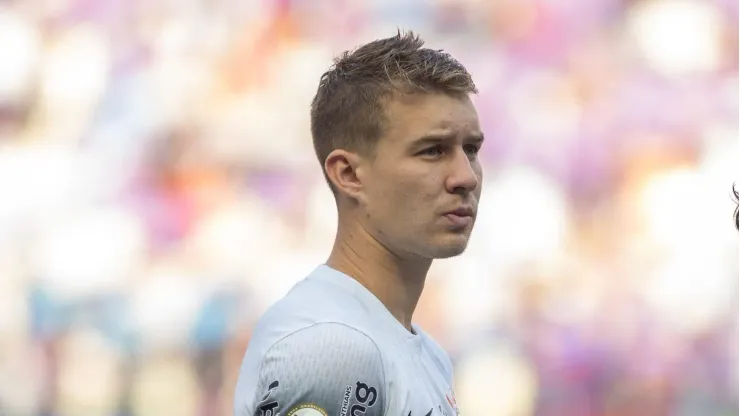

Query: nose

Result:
[445,150,480,195]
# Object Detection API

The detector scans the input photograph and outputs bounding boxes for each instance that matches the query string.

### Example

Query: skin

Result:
[324,91,484,332]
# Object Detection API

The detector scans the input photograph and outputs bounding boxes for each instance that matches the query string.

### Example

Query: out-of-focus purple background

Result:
[0,0,737,415]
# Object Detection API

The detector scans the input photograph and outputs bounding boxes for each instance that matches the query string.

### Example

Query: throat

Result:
[326,228,430,333]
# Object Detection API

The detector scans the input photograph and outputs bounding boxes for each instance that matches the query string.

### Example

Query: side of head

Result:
[310,31,484,260]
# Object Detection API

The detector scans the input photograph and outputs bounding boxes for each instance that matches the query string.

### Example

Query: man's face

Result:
[358,92,484,259]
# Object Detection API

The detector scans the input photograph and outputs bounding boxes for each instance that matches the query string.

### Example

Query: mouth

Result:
[442,207,475,228]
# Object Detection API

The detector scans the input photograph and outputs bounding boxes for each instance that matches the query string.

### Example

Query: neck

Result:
[326,219,431,333]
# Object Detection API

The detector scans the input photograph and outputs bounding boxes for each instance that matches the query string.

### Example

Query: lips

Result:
[443,207,475,228]
[447,207,474,217]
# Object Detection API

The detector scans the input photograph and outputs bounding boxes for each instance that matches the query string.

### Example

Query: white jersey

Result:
[233,264,461,416]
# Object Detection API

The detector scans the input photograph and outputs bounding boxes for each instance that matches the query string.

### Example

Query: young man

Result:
[233,31,483,416]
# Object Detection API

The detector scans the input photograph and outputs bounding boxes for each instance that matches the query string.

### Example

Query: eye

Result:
[419,145,444,157]
[463,144,480,156]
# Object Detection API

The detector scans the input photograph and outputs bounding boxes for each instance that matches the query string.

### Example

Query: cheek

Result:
[370,180,416,221]
[366,165,440,220]
[391,182,439,223]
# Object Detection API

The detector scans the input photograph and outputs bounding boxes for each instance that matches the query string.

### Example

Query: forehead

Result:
[380,92,481,145]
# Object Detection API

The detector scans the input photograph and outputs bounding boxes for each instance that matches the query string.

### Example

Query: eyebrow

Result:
[411,132,485,147]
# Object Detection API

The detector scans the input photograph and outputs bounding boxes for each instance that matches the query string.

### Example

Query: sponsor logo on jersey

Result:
[340,385,352,416]
[286,403,328,416]
[339,380,379,416]
[350,381,378,415]
[258,380,280,416]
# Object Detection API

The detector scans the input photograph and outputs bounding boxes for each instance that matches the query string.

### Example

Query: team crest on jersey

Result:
[286,403,328,416]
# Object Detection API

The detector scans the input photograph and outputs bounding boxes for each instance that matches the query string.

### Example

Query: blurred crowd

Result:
[0,0,737,415]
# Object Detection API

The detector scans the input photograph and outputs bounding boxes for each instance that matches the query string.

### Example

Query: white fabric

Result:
[234,265,461,416]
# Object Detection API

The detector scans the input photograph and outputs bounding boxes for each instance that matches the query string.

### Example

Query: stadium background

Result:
[0,0,737,415]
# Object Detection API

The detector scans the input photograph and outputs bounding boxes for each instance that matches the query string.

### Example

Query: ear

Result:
[324,149,367,200]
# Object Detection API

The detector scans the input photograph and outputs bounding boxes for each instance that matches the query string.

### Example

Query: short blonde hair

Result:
[310,30,478,190]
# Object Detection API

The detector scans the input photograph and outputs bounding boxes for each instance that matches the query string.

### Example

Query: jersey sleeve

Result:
[247,323,387,416]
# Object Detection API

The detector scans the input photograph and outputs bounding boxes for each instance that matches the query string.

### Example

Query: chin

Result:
[424,238,470,259]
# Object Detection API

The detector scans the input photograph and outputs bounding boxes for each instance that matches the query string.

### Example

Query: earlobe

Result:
[325,150,364,199]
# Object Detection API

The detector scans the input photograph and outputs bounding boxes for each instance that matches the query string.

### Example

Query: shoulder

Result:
[246,280,376,354]
[240,322,387,416]
[259,274,373,327]
[263,322,383,365]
